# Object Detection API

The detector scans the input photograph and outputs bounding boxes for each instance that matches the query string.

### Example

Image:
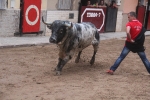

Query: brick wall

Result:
[0,9,20,37]
[45,10,78,36]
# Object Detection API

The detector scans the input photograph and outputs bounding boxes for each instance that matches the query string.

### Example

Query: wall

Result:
[121,0,138,31]
[0,0,21,36]
[0,0,47,37]
[104,0,138,32]
[41,0,47,10]
[1,0,140,37]
[0,9,47,37]
[7,0,47,10]
[0,9,20,36]
[45,0,80,35]
[7,0,20,9]
[45,11,78,35]
[46,11,78,23]
[47,0,58,10]
[72,0,80,10]
[47,0,80,10]
[123,0,138,13]
[116,11,123,32]
[121,13,128,31]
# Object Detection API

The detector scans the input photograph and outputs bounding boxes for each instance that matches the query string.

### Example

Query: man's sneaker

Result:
[106,70,114,75]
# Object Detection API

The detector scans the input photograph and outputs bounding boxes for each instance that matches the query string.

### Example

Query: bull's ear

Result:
[42,16,52,29]
[47,25,52,29]
[64,22,73,29]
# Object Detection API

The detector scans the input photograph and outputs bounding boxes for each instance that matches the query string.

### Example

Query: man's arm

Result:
[126,26,134,43]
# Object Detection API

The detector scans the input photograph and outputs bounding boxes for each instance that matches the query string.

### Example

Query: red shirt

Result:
[126,20,142,42]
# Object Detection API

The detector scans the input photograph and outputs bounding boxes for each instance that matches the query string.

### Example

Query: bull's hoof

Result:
[54,68,56,71]
[75,58,79,63]
[56,71,61,75]
[90,60,94,65]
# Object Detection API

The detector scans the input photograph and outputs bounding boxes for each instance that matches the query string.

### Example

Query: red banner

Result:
[22,0,41,33]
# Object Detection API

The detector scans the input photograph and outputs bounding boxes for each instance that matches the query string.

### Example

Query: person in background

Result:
[95,1,99,7]
[106,11,150,75]
[87,0,93,7]
[109,0,118,8]
[89,1,99,8]
[99,0,106,7]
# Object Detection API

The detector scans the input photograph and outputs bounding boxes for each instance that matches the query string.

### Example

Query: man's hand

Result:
[130,39,135,43]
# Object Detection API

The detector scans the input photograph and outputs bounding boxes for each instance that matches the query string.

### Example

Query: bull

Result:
[42,17,100,75]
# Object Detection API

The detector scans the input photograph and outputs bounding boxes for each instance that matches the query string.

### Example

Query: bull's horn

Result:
[64,22,73,28]
[42,16,52,25]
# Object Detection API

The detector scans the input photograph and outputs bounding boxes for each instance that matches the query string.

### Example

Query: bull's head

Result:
[42,16,73,44]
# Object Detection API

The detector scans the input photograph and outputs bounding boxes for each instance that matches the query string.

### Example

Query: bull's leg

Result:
[75,51,82,63]
[55,58,68,75]
[90,51,97,65]
[90,44,99,65]
[55,55,72,75]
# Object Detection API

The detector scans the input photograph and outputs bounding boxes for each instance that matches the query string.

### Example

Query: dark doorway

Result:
[105,7,118,32]
[19,0,23,35]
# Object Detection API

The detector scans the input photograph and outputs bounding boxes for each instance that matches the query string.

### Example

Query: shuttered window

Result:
[0,0,6,9]
[57,0,72,10]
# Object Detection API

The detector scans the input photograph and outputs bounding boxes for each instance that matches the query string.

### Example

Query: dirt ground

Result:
[0,36,150,100]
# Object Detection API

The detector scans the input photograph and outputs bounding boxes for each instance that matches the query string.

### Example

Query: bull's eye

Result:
[47,25,51,29]
[60,29,63,33]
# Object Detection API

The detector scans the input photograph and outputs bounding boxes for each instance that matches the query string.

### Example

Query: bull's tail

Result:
[95,30,100,42]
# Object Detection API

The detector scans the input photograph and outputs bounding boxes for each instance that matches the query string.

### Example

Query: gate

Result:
[146,11,150,30]
[145,2,150,30]
[136,1,150,31]
[136,6,146,24]
[105,7,118,32]
[19,0,42,35]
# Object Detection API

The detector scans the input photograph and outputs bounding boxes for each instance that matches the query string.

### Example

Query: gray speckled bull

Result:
[42,17,100,75]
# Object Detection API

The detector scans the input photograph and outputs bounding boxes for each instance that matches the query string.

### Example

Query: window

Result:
[57,0,72,10]
[0,0,6,9]
[139,0,148,6]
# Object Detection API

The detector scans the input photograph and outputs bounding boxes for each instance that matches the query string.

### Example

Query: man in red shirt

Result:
[107,11,150,75]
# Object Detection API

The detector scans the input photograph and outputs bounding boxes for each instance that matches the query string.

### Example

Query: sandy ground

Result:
[0,36,150,100]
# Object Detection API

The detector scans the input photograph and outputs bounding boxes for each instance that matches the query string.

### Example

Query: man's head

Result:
[100,0,104,5]
[87,1,91,5]
[112,0,116,4]
[128,11,137,21]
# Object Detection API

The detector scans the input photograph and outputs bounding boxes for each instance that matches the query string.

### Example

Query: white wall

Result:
[7,0,47,10]
[116,11,123,32]
[45,11,78,36]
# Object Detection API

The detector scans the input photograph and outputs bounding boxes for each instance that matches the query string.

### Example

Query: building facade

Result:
[42,0,150,34]
[0,0,47,36]
[0,0,149,36]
